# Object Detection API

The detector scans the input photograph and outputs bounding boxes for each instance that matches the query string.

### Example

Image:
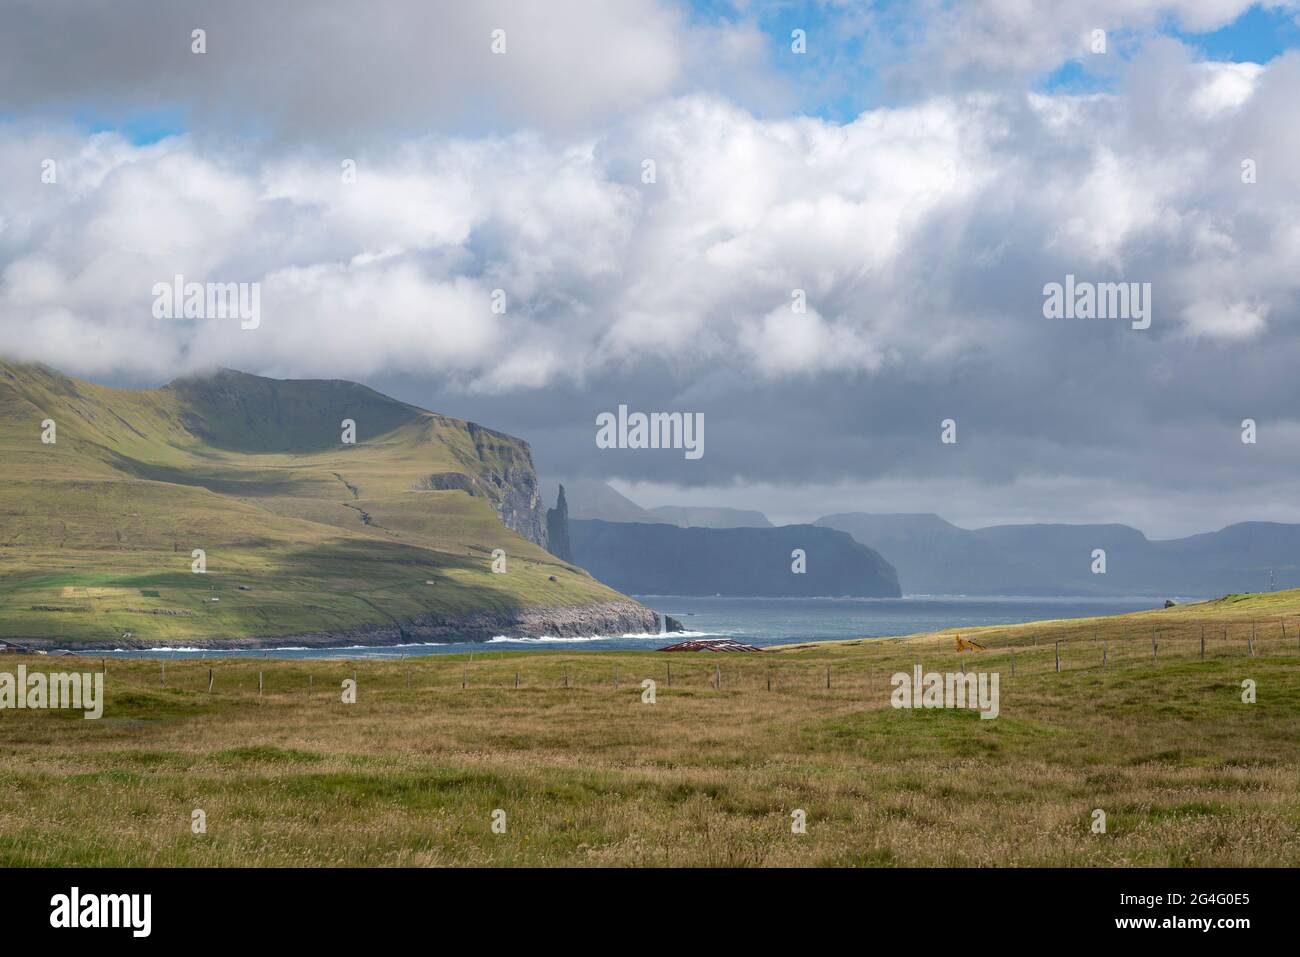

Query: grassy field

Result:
[0,362,627,644]
[1,590,1297,866]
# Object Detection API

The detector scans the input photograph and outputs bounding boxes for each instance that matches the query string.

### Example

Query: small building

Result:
[656,638,763,653]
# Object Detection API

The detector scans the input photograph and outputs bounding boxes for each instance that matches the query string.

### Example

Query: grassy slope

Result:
[0,590,1296,866]
[0,362,624,644]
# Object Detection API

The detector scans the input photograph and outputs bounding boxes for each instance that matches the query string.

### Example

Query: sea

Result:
[93,594,1182,659]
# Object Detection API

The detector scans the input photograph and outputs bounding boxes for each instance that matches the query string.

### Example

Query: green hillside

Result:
[0,361,630,646]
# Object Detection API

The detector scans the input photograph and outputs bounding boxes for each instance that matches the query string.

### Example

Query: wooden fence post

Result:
[1249,621,1256,657]
[462,668,467,690]
[514,672,519,689]
[1200,625,1205,660]
[207,668,214,693]
[666,662,671,688]
[258,671,263,697]
[715,664,721,690]
[825,666,830,689]
[1102,641,1107,667]
[1054,641,1060,673]
[1152,629,1158,662]
[160,662,166,687]
[767,671,772,692]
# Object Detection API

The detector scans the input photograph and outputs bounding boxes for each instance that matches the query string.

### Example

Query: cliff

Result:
[0,361,662,647]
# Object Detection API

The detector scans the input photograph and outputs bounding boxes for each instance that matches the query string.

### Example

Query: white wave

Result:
[619,630,715,639]
[487,634,612,644]
[486,629,719,644]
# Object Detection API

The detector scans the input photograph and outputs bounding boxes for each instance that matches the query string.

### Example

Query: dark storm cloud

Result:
[0,0,696,138]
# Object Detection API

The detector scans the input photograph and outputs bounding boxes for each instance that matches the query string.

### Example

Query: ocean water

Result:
[93,594,1171,659]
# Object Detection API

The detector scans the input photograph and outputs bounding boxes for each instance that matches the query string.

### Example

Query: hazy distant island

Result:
[544,479,1300,599]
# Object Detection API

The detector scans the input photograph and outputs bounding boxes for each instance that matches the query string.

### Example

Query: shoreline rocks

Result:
[21,600,684,652]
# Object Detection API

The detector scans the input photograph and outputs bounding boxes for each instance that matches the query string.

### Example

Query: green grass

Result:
[0,361,626,644]
[1,591,1298,866]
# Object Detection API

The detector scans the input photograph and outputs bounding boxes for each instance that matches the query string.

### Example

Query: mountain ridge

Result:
[0,360,663,646]
[817,512,1300,596]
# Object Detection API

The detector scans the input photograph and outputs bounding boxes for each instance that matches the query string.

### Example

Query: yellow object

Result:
[955,634,986,652]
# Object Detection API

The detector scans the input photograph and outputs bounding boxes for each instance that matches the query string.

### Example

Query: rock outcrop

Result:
[546,484,575,563]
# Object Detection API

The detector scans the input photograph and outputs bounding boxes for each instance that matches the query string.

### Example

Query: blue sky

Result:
[687,0,1300,117]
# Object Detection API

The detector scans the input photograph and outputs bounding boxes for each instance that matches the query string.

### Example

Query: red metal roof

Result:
[656,638,763,653]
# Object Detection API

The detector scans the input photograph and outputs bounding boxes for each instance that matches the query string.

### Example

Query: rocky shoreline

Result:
[19,601,685,652]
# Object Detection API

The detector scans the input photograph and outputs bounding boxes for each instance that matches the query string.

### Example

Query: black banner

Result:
[0,867,1283,944]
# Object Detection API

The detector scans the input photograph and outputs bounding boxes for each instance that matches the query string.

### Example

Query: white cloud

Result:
[1189,61,1264,117]
[2,39,1299,387]
[743,306,882,377]
[1181,299,1270,338]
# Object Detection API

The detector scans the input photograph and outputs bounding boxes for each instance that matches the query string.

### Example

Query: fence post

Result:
[667,662,671,688]
[309,674,313,690]
[715,664,721,690]
[825,666,830,689]
[1102,640,1107,667]
[1249,622,1256,657]
[160,662,166,687]
[462,668,467,690]
[1010,651,1015,677]
[514,672,519,689]
[1200,625,1205,660]
[207,668,214,693]
[767,671,772,692]
[1055,641,1060,673]
[258,671,263,697]
[1152,629,1158,662]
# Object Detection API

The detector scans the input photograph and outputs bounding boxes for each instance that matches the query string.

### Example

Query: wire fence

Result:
[46,614,1299,702]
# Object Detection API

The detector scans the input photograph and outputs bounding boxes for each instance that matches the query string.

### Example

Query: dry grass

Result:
[2,595,1298,867]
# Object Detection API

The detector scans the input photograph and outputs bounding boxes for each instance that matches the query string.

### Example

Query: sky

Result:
[2,0,1299,537]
